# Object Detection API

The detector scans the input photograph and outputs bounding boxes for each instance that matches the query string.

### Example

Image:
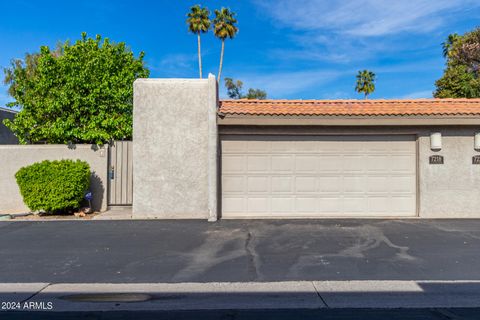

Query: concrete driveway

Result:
[1,219,479,283]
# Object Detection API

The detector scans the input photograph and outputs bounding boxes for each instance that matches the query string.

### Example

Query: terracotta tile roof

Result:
[219,99,480,117]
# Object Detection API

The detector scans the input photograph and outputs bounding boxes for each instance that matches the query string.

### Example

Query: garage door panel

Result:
[391,196,416,213]
[296,156,318,173]
[316,156,341,172]
[247,140,269,153]
[295,177,317,193]
[318,198,343,213]
[344,176,367,192]
[247,156,269,172]
[221,140,246,153]
[337,142,364,153]
[247,176,269,193]
[221,135,416,218]
[223,176,245,193]
[271,198,294,213]
[391,140,416,152]
[247,198,269,213]
[222,155,246,173]
[342,155,367,172]
[367,176,390,192]
[390,176,416,192]
[296,198,318,213]
[343,197,367,212]
[272,156,294,172]
[272,177,293,192]
[223,197,245,214]
[368,197,391,213]
[294,141,319,153]
[392,155,416,172]
[366,155,391,172]
[271,141,295,152]
[319,176,342,192]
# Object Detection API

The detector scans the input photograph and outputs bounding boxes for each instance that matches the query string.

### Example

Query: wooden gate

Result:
[108,141,133,206]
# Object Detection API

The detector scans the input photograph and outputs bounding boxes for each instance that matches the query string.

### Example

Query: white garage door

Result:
[221,135,417,218]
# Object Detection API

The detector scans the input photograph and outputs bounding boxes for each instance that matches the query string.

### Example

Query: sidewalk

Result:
[3,281,480,312]
[92,207,132,220]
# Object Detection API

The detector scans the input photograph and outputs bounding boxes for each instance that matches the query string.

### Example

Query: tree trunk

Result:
[197,33,202,79]
[218,39,225,84]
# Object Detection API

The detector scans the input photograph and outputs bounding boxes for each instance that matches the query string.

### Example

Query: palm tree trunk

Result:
[197,33,202,79]
[218,39,225,84]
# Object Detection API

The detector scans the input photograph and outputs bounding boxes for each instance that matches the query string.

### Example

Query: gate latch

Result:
[109,165,115,179]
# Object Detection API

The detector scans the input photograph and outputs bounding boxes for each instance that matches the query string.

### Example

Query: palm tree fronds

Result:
[187,5,211,34]
[213,8,238,40]
[355,70,376,99]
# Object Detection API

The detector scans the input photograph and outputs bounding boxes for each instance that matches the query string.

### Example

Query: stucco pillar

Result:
[132,75,218,219]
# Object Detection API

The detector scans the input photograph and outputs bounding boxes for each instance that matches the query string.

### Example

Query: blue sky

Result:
[0,0,479,106]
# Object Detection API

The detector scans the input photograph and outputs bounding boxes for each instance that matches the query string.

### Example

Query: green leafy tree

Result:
[186,5,211,79]
[225,77,243,99]
[435,65,480,98]
[224,77,267,99]
[213,8,238,83]
[435,27,480,98]
[355,70,376,99]
[3,33,149,144]
[245,88,267,100]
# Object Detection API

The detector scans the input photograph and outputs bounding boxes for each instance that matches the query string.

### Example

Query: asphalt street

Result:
[1,219,480,283]
[2,308,480,320]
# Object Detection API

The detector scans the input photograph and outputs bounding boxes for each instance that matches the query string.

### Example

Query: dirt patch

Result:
[10,212,100,221]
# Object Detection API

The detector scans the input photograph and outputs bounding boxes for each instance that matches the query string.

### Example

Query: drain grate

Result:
[60,293,152,303]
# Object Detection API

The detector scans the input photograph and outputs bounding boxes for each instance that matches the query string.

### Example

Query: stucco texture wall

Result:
[419,128,480,218]
[132,76,217,219]
[0,109,18,144]
[0,145,108,214]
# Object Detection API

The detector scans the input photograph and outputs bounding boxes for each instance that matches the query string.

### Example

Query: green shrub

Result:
[15,159,90,213]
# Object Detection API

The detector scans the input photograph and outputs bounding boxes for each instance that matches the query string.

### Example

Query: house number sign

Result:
[429,155,444,164]
[473,155,480,165]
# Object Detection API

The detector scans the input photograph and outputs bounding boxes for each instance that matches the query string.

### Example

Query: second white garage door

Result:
[221,135,417,218]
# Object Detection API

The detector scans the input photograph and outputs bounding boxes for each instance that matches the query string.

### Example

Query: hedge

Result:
[15,159,90,213]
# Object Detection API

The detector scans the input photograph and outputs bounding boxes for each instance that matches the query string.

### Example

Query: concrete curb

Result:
[2,281,480,312]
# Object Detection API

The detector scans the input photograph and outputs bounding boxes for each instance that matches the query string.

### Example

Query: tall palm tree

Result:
[187,5,211,79]
[355,70,376,99]
[213,8,238,83]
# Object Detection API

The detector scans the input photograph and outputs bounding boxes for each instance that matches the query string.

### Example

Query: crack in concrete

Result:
[20,283,51,304]
[245,231,261,281]
[311,281,329,308]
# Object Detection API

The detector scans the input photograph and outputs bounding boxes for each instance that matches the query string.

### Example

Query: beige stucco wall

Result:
[418,128,480,218]
[132,76,218,219]
[0,145,108,214]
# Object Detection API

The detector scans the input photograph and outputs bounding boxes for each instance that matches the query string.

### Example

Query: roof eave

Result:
[0,107,18,114]
[217,114,480,126]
